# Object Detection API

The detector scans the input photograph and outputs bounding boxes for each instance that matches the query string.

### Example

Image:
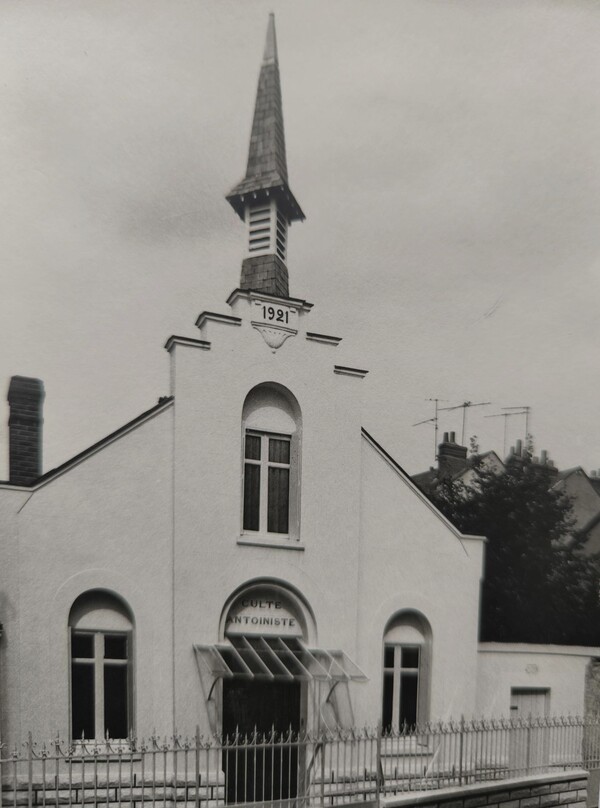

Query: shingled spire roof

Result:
[227,14,304,223]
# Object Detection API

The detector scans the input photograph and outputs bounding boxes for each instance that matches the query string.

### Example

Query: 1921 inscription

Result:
[261,305,289,323]
[254,300,295,327]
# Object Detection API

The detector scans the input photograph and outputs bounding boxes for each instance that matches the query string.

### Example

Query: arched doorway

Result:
[221,583,309,804]
[194,582,365,804]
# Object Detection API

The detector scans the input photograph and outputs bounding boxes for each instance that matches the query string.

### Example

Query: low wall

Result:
[477,643,600,716]
[383,772,589,808]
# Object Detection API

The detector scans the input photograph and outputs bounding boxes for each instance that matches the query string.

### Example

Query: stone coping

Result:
[382,770,588,807]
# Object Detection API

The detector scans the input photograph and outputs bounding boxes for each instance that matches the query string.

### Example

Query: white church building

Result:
[0,16,596,750]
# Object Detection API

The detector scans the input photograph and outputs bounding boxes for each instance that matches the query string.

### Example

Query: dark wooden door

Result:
[223,679,301,804]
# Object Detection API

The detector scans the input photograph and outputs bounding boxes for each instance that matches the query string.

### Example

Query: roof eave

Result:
[226,184,305,223]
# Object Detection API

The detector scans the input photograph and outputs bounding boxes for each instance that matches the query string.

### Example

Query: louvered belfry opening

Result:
[275,210,287,261]
[248,204,272,255]
[246,202,288,263]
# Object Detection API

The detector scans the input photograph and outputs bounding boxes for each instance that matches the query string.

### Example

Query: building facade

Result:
[0,16,595,750]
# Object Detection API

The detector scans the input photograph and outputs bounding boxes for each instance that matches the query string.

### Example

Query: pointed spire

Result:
[226,15,304,299]
[226,15,303,222]
[262,13,278,65]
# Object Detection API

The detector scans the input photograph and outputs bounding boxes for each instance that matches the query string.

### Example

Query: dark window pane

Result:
[268,467,289,533]
[71,662,95,740]
[382,672,394,733]
[400,672,419,728]
[72,633,94,659]
[105,635,128,660]
[401,647,420,669]
[243,463,261,531]
[269,438,290,464]
[384,646,395,668]
[104,665,129,739]
[245,435,261,460]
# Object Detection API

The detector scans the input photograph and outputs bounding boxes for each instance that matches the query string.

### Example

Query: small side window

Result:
[69,591,134,740]
[382,612,431,732]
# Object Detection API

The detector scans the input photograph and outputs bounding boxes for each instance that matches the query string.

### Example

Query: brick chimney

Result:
[438,431,468,479]
[7,376,45,485]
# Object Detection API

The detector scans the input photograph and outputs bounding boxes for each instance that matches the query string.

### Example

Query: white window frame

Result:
[70,628,133,741]
[243,429,291,536]
[382,643,421,731]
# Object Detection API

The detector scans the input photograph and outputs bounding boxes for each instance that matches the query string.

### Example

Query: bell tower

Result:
[226,14,304,299]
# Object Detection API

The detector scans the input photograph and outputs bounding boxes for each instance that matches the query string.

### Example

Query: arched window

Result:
[242,384,301,539]
[69,591,134,740]
[382,612,431,732]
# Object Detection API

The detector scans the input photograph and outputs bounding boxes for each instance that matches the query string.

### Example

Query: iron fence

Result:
[1,715,598,808]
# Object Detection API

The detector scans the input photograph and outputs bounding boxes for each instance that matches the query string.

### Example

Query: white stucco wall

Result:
[168,294,485,734]
[357,435,485,725]
[0,289,488,744]
[477,643,600,716]
[170,299,366,735]
[0,488,32,744]
[0,406,173,742]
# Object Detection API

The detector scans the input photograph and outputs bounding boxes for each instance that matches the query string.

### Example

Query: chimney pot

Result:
[437,432,467,479]
[7,376,44,486]
[516,439,523,456]
[540,449,548,464]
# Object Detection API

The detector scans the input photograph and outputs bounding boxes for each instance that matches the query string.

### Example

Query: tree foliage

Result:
[428,452,600,645]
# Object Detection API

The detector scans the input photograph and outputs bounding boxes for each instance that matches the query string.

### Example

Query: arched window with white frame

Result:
[241,383,301,540]
[69,590,134,741]
[382,611,431,732]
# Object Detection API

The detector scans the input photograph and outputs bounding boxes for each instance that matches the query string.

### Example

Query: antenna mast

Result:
[484,410,527,457]
[413,398,448,463]
[502,406,531,440]
[439,401,492,444]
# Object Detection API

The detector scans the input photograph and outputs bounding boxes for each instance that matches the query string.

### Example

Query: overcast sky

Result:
[1,0,600,479]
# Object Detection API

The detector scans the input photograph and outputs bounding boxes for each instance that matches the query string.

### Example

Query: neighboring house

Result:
[578,509,600,557]
[553,467,600,542]
[413,434,600,557]
[412,431,505,495]
[0,16,597,751]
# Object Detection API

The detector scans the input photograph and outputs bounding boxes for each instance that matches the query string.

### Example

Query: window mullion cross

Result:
[393,646,402,732]
[94,633,104,740]
[259,434,269,531]
[243,429,292,536]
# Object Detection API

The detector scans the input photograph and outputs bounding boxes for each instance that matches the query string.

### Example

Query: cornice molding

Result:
[333,365,368,378]
[195,311,242,330]
[306,332,342,346]
[226,288,313,313]
[164,335,211,353]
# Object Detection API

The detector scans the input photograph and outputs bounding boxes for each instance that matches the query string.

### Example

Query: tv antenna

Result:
[484,410,528,457]
[439,400,491,445]
[502,405,531,439]
[412,398,448,462]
